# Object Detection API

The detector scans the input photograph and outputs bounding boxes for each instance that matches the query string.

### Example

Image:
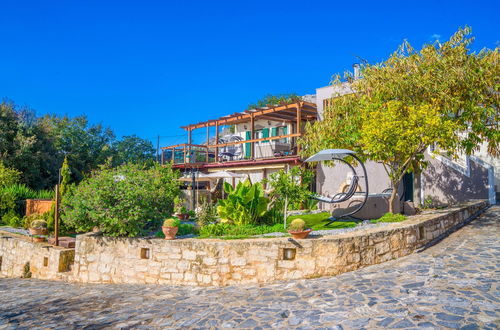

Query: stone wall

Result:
[0,201,489,286]
[71,200,488,286]
[0,233,74,280]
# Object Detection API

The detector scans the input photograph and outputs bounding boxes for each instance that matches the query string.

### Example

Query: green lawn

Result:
[287,211,407,230]
[287,212,358,230]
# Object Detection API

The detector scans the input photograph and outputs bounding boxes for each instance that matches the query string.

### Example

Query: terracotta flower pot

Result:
[162,226,179,240]
[29,228,48,236]
[175,213,189,220]
[287,228,312,240]
[33,236,46,243]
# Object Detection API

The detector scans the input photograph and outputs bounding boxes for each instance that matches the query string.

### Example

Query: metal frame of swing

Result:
[306,150,369,226]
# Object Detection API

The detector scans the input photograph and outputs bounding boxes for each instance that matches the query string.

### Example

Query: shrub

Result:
[198,223,284,238]
[288,218,306,231]
[372,212,406,223]
[264,167,314,224]
[22,213,48,229]
[174,196,186,214]
[1,210,22,227]
[61,163,180,237]
[217,180,269,226]
[178,223,197,236]
[196,200,218,226]
[163,218,180,227]
[0,162,21,187]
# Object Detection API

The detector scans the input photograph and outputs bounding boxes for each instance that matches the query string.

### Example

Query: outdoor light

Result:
[283,248,296,260]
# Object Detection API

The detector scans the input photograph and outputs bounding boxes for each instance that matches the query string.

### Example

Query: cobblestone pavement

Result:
[1,206,499,329]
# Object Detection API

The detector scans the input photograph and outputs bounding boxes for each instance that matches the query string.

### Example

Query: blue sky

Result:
[1,0,499,147]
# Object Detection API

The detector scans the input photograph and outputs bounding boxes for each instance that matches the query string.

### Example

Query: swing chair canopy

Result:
[304,149,356,162]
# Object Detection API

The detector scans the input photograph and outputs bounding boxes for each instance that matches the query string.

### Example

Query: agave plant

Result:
[217,180,269,226]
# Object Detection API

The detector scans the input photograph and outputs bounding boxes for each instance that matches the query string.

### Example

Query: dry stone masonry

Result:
[0,200,489,286]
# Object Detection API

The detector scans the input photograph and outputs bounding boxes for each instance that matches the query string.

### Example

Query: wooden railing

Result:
[161,133,301,165]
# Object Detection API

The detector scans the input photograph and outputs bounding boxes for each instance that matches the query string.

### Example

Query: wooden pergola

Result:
[162,101,318,165]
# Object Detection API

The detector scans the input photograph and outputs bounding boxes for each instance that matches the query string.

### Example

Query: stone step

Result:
[48,237,76,248]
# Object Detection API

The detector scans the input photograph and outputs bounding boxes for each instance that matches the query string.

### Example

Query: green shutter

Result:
[262,128,269,142]
[245,131,251,158]
[271,127,277,137]
[283,126,288,143]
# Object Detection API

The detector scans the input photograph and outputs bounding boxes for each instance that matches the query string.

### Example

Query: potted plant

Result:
[162,218,180,240]
[32,235,46,243]
[287,218,312,239]
[29,220,48,236]
[174,196,189,220]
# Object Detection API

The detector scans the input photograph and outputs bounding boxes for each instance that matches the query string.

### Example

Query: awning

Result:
[305,149,356,162]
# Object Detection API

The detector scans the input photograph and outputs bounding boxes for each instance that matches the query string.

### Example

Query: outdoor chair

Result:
[305,149,369,226]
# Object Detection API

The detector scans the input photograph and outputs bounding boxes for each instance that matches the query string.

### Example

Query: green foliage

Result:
[174,196,186,214]
[61,163,180,237]
[22,262,32,278]
[264,167,314,224]
[0,100,161,190]
[371,212,406,223]
[217,180,270,226]
[0,183,53,221]
[163,218,180,227]
[0,101,60,190]
[60,157,71,196]
[178,223,197,236]
[30,219,47,229]
[198,223,285,238]
[112,135,155,166]
[1,210,22,227]
[304,197,319,211]
[288,218,306,231]
[248,93,301,109]
[0,184,54,200]
[22,213,51,229]
[196,200,218,226]
[266,167,314,209]
[287,212,357,230]
[300,27,500,211]
[187,210,196,218]
[0,162,21,187]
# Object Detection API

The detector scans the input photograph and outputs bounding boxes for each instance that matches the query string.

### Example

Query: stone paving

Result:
[0,206,499,329]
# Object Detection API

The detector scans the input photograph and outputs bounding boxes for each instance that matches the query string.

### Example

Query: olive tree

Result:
[300,27,499,212]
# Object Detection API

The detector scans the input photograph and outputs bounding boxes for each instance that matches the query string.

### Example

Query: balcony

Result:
[160,101,317,168]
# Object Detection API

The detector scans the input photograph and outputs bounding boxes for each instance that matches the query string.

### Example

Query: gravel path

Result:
[0,206,498,329]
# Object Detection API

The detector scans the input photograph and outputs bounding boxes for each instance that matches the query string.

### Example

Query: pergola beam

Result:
[181,101,317,130]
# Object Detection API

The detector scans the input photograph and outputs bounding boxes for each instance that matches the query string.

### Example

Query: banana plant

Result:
[217,180,269,225]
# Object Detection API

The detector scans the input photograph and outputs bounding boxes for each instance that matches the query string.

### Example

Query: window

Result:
[272,126,288,143]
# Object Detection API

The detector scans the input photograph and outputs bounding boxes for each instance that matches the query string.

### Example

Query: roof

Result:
[181,101,318,131]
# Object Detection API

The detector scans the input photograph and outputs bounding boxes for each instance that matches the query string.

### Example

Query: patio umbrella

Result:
[205,171,246,198]
[204,171,245,179]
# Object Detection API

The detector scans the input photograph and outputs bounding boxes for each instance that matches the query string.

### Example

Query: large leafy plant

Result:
[217,180,269,226]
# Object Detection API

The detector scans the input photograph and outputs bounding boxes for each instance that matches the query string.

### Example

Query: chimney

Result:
[353,63,360,80]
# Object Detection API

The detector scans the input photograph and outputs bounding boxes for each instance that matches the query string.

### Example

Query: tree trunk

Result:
[388,183,398,214]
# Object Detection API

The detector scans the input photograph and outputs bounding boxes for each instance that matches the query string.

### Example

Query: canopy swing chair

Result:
[305,149,369,226]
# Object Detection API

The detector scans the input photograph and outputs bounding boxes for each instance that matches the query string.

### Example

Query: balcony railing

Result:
[161,133,301,166]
